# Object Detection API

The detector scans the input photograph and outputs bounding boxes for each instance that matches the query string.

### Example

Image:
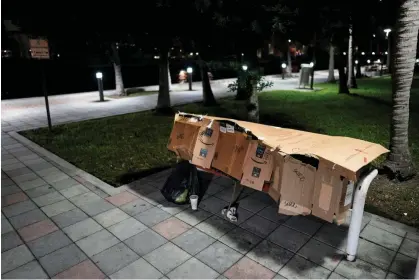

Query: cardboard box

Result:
[278,155,316,215]
[240,141,274,190]
[167,114,205,160]
[167,113,389,223]
[191,119,220,169]
[212,122,251,180]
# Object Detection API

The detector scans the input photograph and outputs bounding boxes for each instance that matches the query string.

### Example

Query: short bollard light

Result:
[187,67,193,91]
[96,72,104,102]
[242,65,248,71]
[281,63,286,79]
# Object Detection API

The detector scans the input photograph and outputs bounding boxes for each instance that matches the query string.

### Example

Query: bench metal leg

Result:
[346,169,378,261]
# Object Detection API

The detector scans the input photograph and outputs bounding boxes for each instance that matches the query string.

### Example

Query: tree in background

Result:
[383,0,419,180]
[110,43,125,96]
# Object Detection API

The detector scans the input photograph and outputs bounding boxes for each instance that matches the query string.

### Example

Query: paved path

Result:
[1,70,334,133]
[2,131,419,279]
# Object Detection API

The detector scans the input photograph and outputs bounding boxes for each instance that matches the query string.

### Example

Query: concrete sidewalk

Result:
[1,131,418,279]
[1,70,334,133]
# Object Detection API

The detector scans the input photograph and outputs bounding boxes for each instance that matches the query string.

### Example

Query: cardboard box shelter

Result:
[167,113,389,223]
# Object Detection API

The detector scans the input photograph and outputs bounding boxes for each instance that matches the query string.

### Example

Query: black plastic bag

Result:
[161,161,200,204]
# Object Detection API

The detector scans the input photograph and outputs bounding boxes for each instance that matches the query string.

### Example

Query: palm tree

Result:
[156,48,171,111]
[199,57,217,106]
[338,52,349,94]
[383,0,419,180]
[346,24,356,89]
[327,41,336,82]
[110,43,126,96]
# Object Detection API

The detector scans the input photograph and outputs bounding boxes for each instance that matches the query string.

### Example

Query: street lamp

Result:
[377,59,381,63]
[281,63,286,79]
[343,52,347,55]
[96,72,104,102]
[372,52,375,55]
[288,39,291,43]
[367,59,371,64]
[309,62,314,67]
[361,52,365,55]
[242,65,248,71]
[384,28,392,37]
[355,60,359,64]
[187,67,193,91]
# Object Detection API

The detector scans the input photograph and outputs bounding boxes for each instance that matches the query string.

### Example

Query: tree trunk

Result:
[111,43,125,96]
[156,49,171,111]
[327,43,336,82]
[347,25,355,89]
[168,59,172,92]
[338,54,350,94]
[247,79,259,123]
[351,60,358,88]
[356,60,362,78]
[383,0,419,180]
[287,45,292,77]
[200,59,217,106]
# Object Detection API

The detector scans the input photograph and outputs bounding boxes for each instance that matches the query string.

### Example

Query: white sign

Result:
[29,39,50,59]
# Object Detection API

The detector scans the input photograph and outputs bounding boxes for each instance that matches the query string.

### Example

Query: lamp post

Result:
[96,72,104,102]
[281,63,286,79]
[187,67,193,91]
[309,61,315,90]
[384,28,392,71]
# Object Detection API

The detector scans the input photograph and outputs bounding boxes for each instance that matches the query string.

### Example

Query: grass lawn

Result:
[21,76,419,227]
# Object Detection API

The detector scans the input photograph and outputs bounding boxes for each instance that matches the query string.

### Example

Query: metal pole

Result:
[188,73,192,91]
[98,79,104,101]
[346,169,378,261]
[41,61,52,131]
[310,32,316,90]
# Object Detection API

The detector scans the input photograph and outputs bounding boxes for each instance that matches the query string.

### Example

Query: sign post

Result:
[30,38,52,131]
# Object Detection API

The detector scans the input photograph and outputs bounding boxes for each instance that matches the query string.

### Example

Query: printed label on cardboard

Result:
[255,144,266,159]
[252,167,261,178]
[226,124,234,133]
[220,125,227,133]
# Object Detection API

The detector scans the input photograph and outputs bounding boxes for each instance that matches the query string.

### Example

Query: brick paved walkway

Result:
[2,131,419,279]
